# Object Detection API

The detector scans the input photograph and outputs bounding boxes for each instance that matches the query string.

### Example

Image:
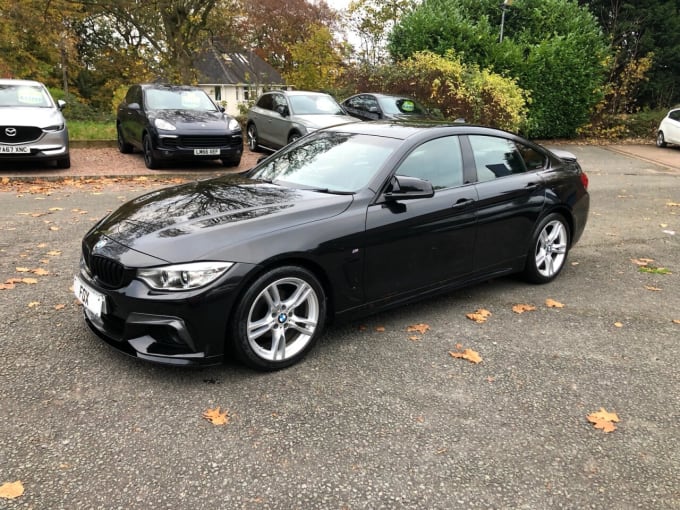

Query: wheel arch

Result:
[542,206,574,247]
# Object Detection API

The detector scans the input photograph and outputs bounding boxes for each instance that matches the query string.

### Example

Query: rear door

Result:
[364,135,478,301]
[466,135,547,273]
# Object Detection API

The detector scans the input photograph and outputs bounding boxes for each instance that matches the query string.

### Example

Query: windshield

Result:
[289,94,344,115]
[145,89,218,111]
[248,132,399,193]
[378,97,428,116]
[0,85,52,108]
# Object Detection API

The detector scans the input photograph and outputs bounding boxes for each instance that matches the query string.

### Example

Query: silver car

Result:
[246,90,356,151]
[0,79,70,169]
[656,107,680,148]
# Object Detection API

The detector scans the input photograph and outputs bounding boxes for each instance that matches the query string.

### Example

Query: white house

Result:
[194,45,290,116]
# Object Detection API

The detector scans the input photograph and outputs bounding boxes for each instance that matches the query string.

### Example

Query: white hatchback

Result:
[656,108,680,148]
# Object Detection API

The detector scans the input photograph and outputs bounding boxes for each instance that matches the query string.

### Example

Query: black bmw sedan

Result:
[74,122,589,370]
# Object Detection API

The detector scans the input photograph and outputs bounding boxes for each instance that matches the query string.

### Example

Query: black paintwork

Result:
[116,83,242,165]
[77,122,590,366]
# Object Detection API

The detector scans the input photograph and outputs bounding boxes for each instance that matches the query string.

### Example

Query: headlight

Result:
[138,262,233,291]
[154,118,176,131]
[44,123,65,131]
[228,118,241,131]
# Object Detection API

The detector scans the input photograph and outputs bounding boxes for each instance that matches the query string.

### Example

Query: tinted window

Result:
[256,94,274,110]
[469,135,527,182]
[288,94,344,115]
[669,110,680,121]
[518,144,547,171]
[396,136,464,190]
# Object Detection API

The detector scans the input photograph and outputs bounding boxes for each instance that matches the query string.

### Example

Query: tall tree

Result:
[284,24,344,91]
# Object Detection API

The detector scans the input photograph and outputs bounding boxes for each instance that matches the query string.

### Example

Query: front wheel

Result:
[524,213,570,284]
[231,266,326,371]
[287,131,301,144]
[143,134,160,169]
[117,126,133,153]
[656,131,667,148]
[247,123,260,152]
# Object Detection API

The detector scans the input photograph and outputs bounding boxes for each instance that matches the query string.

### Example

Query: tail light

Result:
[580,171,589,190]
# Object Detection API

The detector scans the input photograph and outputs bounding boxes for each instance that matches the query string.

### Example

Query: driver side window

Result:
[396,136,463,190]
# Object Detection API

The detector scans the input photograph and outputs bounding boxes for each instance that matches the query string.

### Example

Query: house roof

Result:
[195,46,285,86]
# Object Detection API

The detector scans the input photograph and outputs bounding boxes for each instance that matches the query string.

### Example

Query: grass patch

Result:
[68,120,116,141]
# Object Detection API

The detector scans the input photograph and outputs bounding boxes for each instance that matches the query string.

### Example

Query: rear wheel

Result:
[656,131,667,148]
[143,134,160,169]
[231,266,326,371]
[247,123,260,152]
[524,213,570,284]
[287,131,301,144]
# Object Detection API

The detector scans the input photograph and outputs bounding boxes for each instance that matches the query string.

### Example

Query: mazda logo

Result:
[5,127,17,137]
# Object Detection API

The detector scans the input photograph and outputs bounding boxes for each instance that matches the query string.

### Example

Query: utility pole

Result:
[499,0,513,43]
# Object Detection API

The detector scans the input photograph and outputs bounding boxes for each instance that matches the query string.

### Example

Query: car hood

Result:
[1,107,64,128]
[90,175,353,264]
[151,109,233,132]
[291,114,356,130]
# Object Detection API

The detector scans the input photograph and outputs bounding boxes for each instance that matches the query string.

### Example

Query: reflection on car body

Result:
[75,121,589,371]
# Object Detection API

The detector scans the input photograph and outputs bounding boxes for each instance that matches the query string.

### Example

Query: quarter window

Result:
[469,135,529,182]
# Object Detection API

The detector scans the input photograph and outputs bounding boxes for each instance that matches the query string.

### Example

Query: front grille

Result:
[178,135,235,148]
[90,255,125,287]
[0,126,43,144]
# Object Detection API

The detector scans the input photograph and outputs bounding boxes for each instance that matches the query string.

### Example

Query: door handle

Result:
[525,183,540,191]
[451,198,475,209]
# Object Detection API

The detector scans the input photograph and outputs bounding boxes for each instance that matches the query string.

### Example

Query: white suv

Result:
[0,79,70,168]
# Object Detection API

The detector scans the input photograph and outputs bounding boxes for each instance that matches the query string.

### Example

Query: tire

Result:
[287,131,301,144]
[143,134,160,169]
[117,126,133,154]
[222,156,241,167]
[55,155,70,169]
[523,213,570,284]
[247,123,260,152]
[231,266,326,371]
[656,131,667,148]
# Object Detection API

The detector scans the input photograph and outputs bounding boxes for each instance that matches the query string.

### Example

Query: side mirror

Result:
[276,105,289,117]
[384,175,434,201]
[57,99,67,110]
[128,102,141,111]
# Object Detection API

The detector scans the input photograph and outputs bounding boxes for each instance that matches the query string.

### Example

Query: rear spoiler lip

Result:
[548,148,578,162]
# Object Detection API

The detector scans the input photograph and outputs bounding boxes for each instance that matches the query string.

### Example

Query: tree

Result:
[389,0,609,138]
[284,24,344,91]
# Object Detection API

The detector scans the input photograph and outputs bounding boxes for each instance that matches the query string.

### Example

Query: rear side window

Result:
[256,94,274,111]
[469,135,537,182]
[669,110,680,121]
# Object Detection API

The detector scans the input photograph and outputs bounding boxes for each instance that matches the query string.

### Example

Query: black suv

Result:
[116,84,242,169]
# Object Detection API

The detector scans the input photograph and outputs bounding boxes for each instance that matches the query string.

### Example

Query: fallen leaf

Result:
[587,408,620,433]
[49,207,64,211]
[406,323,430,334]
[54,304,66,310]
[545,298,565,308]
[512,303,536,314]
[15,267,30,273]
[202,407,229,425]
[466,309,492,323]
[21,278,38,285]
[28,302,40,308]
[449,348,483,364]
[31,268,49,276]
[47,250,62,256]
[672,319,680,325]
[0,480,24,499]
[666,202,680,207]
[630,258,654,266]
[0,283,16,290]
[644,285,662,291]
[375,326,386,332]
[408,336,421,341]
[614,322,623,328]
[49,226,60,231]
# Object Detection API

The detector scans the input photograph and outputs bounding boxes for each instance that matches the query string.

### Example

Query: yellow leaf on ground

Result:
[449,348,483,364]
[644,285,662,291]
[512,303,536,314]
[614,322,623,328]
[15,267,30,273]
[31,268,49,276]
[0,481,24,499]
[54,304,66,310]
[466,309,492,323]
[666,202,680,207]
[375,326,386,332]
[587,407,620,433]
[202,407,230,426]
[673,319,680,325]
[21,278,38,285]
[545,298,565,308]
[408,336,421,341]
[47,250,62,256]
[406,323,430,334]
[0,283,16,290]
[28,302,40,308]
[630,258,654,266]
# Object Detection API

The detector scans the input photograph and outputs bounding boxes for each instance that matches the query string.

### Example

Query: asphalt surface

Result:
[0,144,679,509]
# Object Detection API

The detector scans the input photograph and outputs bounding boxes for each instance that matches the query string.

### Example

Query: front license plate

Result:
[73,276,106,317]
[194,148,220,156]
[0,145,30,154]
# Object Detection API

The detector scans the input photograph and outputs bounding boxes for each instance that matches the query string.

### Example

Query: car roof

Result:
[323,120,513,141]
[137,83,205,92]
[0,79,45,87]
[266,90,331,97]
